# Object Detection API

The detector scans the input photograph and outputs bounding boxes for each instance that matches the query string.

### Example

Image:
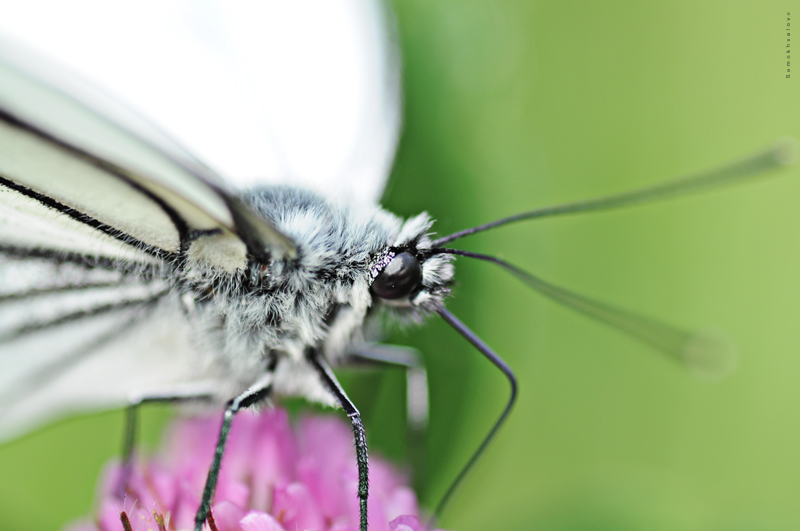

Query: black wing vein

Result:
[0,109,184,261]
[0,289,168,344]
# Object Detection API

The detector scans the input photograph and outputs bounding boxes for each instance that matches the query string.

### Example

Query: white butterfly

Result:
[0,2,411,530]
[0,2,794,531]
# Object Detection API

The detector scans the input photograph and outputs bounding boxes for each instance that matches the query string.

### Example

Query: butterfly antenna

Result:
[431,307,517,527]
[432,138,797,246]
[434,248,737,379]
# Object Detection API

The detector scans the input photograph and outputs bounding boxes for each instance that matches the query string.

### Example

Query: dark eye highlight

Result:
[370,252,422,300]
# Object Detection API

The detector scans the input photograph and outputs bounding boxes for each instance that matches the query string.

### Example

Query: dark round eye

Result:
[371,252,422,300]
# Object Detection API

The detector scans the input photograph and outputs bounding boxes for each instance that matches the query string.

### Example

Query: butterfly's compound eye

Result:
[371,252,422,300]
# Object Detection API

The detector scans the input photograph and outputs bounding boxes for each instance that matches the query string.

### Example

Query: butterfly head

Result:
[368,213,454,317]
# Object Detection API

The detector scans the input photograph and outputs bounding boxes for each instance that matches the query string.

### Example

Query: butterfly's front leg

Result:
[194,373,274,531]
[118,383,217,498]
[309,349,370,531]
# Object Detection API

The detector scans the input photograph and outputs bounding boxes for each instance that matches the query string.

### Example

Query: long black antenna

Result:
[432,139,797,246]
[434,248,737,379]
[431,307,517,526]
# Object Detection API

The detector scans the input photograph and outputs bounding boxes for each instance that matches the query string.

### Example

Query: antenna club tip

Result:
[683,329,738,381]
[772,137,799,166]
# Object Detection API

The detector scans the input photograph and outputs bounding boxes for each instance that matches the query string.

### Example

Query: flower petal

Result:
[389,515,424,531]
[239,511,287,531]
[212,500,246,531]
[272,481,325,531]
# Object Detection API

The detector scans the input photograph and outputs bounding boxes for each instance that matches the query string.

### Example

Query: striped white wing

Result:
[0,260,198,440]
[0,0,402,205]
[0,0,400,441]
[0,30,309,439]
[0,38,297,264]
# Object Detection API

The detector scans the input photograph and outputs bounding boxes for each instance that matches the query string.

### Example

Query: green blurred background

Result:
[2,1,800,530]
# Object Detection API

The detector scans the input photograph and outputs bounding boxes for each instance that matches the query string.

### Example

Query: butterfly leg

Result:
[351,343,428,432]
[118,384,216,498]
[194,374,274,531]
[351,343,429,485]
[309,350,370,531]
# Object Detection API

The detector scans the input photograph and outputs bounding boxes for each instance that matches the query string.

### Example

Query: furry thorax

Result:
[170,186,454,406]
